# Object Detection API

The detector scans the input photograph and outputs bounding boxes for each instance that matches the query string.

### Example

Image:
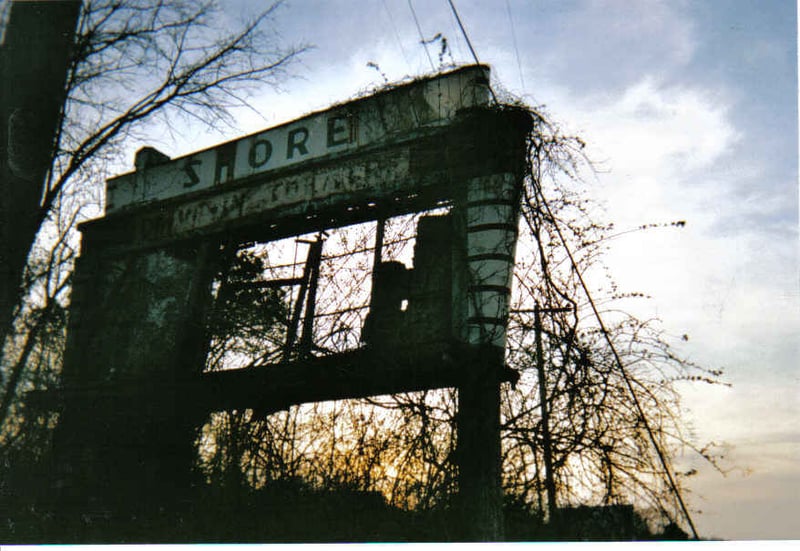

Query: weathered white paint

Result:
[465,173,519,349]
[467,204,515,227]
[467,229,517,258]
[469,259,513,287]
[106,65,491,213]
[157,148,413,241]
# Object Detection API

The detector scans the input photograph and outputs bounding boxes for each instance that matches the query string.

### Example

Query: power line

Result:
[443,2,468,65]
[504,0,525,91]
[445,0,479,67]
[407,0,436,72]
[382,0,412,71]
[531,181,700,539]
[445,0,498,104]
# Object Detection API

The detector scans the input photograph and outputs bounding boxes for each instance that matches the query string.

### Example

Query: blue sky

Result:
[156,0,798,540]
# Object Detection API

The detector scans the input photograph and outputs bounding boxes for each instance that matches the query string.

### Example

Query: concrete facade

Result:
[52,66,532,540]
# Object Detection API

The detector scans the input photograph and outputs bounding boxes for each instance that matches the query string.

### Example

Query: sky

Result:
[147,0,798,541]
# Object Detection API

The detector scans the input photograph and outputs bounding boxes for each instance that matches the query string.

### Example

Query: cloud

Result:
[537,76,744,311]
[687,437,800,539]
[537,62,798,542]
[109,1,796,539]
[551,76,739,214]
[537,0,697,93]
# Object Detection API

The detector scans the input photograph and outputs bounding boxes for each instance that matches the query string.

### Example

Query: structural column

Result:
[53,226,218,520]
[454,172,521,540]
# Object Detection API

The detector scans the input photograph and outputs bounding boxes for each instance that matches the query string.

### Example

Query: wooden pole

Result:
[535,303,558,522]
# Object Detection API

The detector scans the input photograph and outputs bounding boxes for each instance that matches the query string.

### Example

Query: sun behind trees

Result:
[0,0,304,538]
[192,105,725,540]
[0,2,725,542]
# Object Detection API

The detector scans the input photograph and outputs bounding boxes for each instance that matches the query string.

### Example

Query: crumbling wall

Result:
[54,233,217,515]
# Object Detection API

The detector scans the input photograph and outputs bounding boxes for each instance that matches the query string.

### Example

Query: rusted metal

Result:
[283,239,320,360]
[298,235,324,357]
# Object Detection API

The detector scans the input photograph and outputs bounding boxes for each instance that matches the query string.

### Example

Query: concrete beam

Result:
[34,342,518,416]
[82,108,532,255]
[107,65,492,213]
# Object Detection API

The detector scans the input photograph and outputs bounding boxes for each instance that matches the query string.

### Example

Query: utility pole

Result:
[0,0,81,363]
[534,303,571,523]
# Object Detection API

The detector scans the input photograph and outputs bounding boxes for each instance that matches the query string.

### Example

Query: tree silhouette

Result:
[0,24,726,536]
[0,0,306,391]
[0,0,305,451]
[0,3,305,539]
[188,102,726,539]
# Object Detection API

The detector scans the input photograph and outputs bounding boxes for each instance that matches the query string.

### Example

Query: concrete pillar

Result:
[454,172,521,540]
[53,229,217,519]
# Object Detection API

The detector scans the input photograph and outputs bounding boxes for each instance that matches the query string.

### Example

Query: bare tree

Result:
[0,0,306,370]
[188,101,727,539]
[0,20,726,533]
[0,0,306,443]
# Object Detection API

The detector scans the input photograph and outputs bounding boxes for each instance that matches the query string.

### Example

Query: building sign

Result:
[106,65,491,213]
[49,63,534,540]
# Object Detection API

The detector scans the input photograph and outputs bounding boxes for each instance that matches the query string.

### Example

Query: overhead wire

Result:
[504,0,525,91]
[445,0,498,104]
[392,0,693,535]
[407,0,437,72]
[445,0,480,67]
[382,0,412,72]
[491,1,694,531]
[530,179,700,539]
[443,2,468,65]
